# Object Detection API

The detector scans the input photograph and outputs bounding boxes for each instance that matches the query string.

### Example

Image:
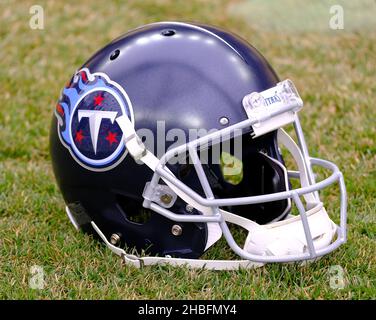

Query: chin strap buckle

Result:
[121,253,144,268]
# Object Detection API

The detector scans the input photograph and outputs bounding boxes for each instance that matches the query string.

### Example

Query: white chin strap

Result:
[86,116,337,270]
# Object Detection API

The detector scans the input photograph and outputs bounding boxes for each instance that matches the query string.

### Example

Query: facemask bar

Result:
[293,117,320,200]
[143,142,346,263]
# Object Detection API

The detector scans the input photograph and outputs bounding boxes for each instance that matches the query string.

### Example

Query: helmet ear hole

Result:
[116,194,152,225]
[126,209,152,225]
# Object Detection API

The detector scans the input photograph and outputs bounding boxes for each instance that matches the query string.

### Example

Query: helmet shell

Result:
[50,22,280,258]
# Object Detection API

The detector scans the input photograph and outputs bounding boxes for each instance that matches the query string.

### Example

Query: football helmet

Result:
[50,22,347,269]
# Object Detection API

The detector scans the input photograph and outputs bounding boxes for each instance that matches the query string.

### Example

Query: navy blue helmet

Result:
[50,22,347,269]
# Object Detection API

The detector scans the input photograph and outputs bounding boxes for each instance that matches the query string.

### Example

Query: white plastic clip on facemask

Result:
[242,79,303,138]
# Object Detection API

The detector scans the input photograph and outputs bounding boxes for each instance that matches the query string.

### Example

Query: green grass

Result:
[0,0,375,299]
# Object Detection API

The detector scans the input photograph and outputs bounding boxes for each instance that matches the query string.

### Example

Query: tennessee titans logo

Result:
[55,68,134,171]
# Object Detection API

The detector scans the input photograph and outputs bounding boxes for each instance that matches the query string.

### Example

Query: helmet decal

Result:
[55,68,134,171]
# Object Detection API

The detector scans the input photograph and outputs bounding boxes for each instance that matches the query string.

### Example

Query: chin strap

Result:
[84,117,337,269]
[91,221,263,270]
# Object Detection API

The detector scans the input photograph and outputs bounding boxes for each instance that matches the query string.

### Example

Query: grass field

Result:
[0,0,375,299]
